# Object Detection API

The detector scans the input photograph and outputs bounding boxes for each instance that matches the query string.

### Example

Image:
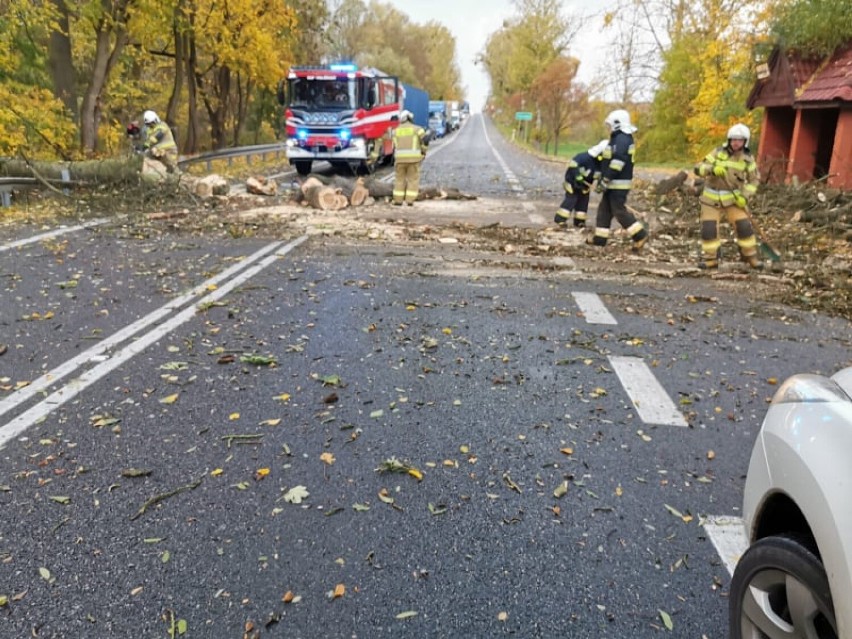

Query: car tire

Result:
[729,534,837,638]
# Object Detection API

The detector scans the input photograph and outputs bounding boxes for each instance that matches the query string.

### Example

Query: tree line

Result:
[0,0,463,160]
[484,0,852,161]
[1,0,848,163]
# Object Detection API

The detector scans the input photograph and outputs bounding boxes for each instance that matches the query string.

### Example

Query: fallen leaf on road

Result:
[282,485,309,504]
[159,393,179,405]
[240,354,277,366]
[320,452,335,465]
[659,609,674,630]
[396,611,418,619]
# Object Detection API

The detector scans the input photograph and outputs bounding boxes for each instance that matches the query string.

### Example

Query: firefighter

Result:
[694,123,760,269]
[392,110,428,205]
[554,139,608,228]
[142,110,179,173]
[587,109,648,251]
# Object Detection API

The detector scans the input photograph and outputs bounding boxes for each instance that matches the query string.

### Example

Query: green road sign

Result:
[515,111,533,121]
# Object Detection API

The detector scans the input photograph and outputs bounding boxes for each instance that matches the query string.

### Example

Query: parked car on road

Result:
[730,366,852,638]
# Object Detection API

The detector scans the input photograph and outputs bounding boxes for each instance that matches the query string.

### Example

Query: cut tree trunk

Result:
[300,174,370,206]
[361,177,476,201]
[330,176,369,206]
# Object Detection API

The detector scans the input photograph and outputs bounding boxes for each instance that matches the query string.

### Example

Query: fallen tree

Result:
[0,155,145,184]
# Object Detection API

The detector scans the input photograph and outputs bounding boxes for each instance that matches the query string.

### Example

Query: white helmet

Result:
[587,139,609,158]
[727,123,750,147]
[604,109,636,134]
[400,110,413,123]
[143,110,160,125]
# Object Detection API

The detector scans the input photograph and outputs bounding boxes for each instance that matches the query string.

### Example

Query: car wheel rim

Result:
[740,568,837,639]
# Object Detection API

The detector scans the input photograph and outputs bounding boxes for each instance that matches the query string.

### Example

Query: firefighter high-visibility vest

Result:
[145,122,178,156]
[393,124,426,164]
[696,146,759,207]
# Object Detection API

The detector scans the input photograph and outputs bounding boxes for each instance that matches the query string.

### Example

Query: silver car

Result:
[730,366,852,638]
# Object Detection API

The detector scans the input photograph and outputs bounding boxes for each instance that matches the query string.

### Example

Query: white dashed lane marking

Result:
[609,355,689,427]
[704,516,748,576]
[572,292,618,325]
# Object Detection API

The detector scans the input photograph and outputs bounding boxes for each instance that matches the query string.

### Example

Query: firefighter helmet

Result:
[588,139,609,159]
[399,110,413,123]
[604,109,636,133]
[143,110,160,125]
[727,123,750,146]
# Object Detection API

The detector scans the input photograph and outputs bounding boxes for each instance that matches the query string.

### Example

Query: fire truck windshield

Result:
[288,78,355,110]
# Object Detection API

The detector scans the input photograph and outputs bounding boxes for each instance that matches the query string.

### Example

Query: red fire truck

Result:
[277,64,403,175]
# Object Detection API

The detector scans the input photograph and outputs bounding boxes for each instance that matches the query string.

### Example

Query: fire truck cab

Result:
[278,64,402,176]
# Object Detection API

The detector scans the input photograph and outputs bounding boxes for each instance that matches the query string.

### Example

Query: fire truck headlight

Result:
[351,137,366,150]
[285,138,297,148]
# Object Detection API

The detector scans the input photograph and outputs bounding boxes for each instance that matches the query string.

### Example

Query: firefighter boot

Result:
[554,208,571,228]
[741,252,762,269]
[627,222,648,253]
[699,248,721,270]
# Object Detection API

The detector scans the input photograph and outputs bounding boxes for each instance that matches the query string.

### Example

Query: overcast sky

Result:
[383,1,614,111]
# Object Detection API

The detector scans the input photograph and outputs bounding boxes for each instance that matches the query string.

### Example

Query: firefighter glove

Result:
[733,191,747,208]
[595,179,609,194]
[713,163,727,177]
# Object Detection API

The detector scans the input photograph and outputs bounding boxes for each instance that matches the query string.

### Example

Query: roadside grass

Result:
[495,121,690,169]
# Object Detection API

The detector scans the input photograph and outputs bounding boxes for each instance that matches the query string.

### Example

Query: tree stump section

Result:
[654,170,688,196]
[300,176,346,210]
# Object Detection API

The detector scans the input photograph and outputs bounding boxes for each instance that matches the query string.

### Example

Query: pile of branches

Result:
[630,172,852,320]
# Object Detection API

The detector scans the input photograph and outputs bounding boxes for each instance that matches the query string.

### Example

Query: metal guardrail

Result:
[177,143,287,171]
[0,176,79,208]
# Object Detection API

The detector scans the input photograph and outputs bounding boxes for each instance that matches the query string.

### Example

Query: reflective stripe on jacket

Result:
[393,124,427,164]
[601,130,635,190]
[695,145,759,206]
[565,150,602,195]
[145,122,177,155]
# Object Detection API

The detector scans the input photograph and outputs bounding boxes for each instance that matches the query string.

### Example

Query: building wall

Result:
[829,108,852,189]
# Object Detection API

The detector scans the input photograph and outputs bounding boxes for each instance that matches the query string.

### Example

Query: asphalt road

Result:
[1,117,851,638]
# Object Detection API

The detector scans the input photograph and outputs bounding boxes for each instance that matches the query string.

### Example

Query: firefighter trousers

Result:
[555,190,590,226]
[393,162,422,204]
[699,203,757,266]
[590,190,646,246]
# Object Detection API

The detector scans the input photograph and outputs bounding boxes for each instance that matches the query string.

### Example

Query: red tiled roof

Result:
[797,44,852,104]
[747,48,822,109]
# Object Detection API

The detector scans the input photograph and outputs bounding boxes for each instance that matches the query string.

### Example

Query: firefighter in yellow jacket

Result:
[142,110,179,173]
[694,123,760,269]
[392,110,428,205]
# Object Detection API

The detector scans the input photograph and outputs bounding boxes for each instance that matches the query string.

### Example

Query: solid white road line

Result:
[0,218,111,252]
[608,355,689,427]
[572,291,618,325]
[704,515,748,576]
[0,239,288,422]
[481,118,546,226]
[0,235,308,450]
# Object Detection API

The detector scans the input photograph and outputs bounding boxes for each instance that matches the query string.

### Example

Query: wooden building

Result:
[748,44,852,189]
